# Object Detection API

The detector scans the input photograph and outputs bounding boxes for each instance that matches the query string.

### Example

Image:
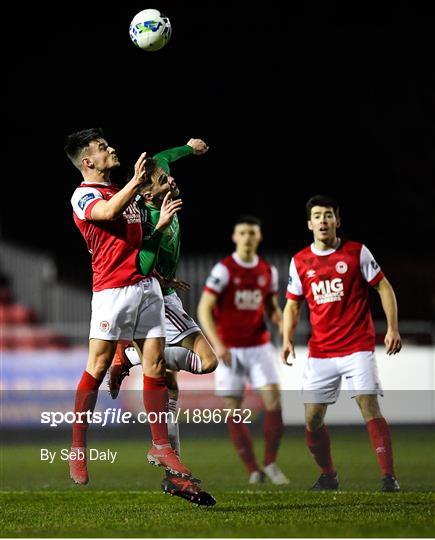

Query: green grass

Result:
[2,491,433,538]
[1,427,434,537]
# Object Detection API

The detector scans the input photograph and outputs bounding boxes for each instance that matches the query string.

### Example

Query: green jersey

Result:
[137,144,193,295]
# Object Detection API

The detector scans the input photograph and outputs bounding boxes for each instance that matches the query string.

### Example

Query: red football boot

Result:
[108,341,133,399]
[147,445,194,479]
[69,447,88,485]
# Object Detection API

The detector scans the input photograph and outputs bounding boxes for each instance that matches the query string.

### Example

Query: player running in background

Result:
[107,139,218,505]
[197,216,289,485]
[282,194,401,492]
[66,128,194,485]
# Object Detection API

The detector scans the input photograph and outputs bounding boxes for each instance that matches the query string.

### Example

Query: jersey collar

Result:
[232,252,259,268]
[310,238,341,256]
[81,180,112,187]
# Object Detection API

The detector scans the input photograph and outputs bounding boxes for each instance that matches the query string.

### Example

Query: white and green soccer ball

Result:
[129,9,172,51]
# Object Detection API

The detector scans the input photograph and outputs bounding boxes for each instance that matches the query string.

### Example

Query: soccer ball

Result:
[129,9,172,51]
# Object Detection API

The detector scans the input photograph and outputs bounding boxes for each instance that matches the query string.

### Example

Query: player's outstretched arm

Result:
[153,139,209,172]
[373,277,402,355]
[90,152,147,221]
[186,138,209,155]
[281,299,302,366]
[154,146,193,171]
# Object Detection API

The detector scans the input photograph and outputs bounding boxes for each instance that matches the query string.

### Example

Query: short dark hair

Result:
[64,128,105,164]
[234,215,262,228]
[133,157,160,194]
[306,195,339,219]
[142,158,159,187]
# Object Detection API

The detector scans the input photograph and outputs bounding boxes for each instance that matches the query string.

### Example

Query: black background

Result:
[4,2,435,311]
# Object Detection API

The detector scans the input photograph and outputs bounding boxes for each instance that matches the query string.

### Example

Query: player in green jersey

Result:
[108,139,218,506]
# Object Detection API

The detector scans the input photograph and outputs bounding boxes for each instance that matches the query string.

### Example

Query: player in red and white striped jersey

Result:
[66,128,193,485]
[282,194,401,492]
[198,216,289,485]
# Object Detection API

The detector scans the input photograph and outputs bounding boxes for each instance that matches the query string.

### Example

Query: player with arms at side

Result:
[108,139,218,505]
[197,216,289,485]
[66,128,195,485]
[282,194,401,492]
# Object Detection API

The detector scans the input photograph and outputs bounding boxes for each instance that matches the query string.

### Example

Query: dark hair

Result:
[143,158,158,179]
[64,128,105,163]
[142,158,159,188]
[234,215,262,228]
[306,195,339,219]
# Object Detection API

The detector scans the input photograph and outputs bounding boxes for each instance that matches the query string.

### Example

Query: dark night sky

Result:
[4,2,435,289]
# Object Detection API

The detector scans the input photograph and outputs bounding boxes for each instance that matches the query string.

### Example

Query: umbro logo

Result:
[307,269,316,278]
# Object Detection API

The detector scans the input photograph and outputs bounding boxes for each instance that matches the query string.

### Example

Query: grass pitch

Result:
[1,426,434,537]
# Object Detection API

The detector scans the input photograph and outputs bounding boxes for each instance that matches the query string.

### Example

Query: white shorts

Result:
[90,277,165,341]
[214,343,280,397]
[302,350,383,404]
[164,292,200,345]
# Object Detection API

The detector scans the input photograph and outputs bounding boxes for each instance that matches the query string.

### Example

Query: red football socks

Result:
[143,375,170,446]
[305,424,336,475]
[263,410,284,466]
[367,417,395,476]
[72,371,102,448]
[227,416,260,473]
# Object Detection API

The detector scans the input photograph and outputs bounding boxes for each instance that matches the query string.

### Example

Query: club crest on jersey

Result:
[257,275,267,287]
[99,320,110,332]
[335,261,348,274]
[311,279,344,304]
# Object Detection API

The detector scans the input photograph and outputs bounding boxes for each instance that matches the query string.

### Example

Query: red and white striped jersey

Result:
[71,182,144,291]
[204,253,278,347]
[286,240,384,358]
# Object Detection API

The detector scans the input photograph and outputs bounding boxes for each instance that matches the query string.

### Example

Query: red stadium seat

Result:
[0,281,69,350]
[0,304,38,325]
[0,324,69,350]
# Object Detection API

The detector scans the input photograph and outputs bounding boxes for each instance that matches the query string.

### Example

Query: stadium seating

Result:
[0,279,69,350]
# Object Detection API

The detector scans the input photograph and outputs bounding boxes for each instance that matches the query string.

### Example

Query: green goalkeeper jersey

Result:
[137,144,193,295]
